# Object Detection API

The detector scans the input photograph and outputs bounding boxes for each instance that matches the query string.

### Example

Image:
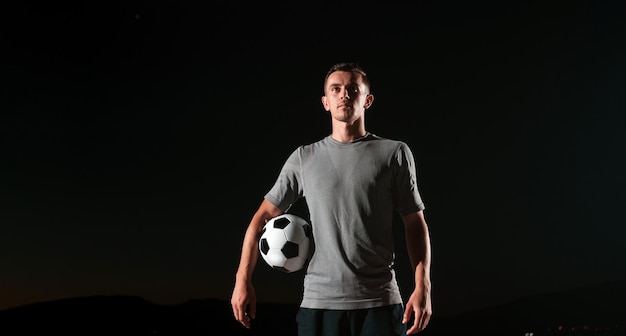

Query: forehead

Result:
[325,70,364,87]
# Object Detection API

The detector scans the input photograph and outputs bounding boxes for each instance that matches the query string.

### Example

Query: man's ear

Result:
[364,94,374,109]
[321,96,330,111]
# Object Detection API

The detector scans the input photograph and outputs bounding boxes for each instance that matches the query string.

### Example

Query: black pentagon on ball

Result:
[303,223,312,238]
[281,241,299,258]
[273,217,291,229]
[259,238,270,255]
[273,265,289,273]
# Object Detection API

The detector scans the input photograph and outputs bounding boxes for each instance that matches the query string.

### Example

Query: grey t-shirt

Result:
[265,133,425,310]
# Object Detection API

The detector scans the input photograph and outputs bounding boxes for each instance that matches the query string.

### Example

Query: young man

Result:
[231,62,432,335]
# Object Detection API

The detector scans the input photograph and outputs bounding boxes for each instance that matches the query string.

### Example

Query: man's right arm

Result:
[231,199,283,329]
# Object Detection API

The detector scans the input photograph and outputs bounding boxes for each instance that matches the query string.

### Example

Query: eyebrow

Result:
[327,82,359,88]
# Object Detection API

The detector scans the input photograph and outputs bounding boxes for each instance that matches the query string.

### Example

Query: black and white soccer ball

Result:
[258,214,313,273]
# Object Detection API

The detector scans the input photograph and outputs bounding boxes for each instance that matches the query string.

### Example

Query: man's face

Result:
[322,71,373,123]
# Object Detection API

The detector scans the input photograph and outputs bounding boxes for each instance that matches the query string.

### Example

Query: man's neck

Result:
[331,125,367,143]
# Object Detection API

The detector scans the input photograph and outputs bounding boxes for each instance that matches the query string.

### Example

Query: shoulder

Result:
[284,136,329,160]
[298,136,330,152]
[366,134,418,165]
[366,133,410,149]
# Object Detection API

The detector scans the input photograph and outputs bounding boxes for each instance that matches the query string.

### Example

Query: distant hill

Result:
[421,278,626,335]
[1,279,624,335]
[0,295,297,336]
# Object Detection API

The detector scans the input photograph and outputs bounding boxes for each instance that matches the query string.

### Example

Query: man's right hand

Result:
[231,281,257,329]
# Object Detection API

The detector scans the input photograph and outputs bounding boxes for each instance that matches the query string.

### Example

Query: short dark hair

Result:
[324,62,371,92]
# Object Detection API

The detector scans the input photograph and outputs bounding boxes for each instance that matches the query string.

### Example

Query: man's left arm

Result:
[401,210,433,334]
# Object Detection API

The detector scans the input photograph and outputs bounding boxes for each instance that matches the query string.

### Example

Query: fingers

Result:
[234,308,251,328]
[241,312,252,329]
[404,307,431,335]
[232,304,244,327]
[231,301,252,329]
[232,300,258,329]
[402,304,414,324]
[406,319,424,335]
[231,284,258,329]
[249,302,257,320]
[421,310,431,330]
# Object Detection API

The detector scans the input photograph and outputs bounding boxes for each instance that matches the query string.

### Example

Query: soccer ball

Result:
[259,214,313,273]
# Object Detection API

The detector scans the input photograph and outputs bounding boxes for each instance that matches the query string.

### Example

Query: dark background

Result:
[1,0,625,319]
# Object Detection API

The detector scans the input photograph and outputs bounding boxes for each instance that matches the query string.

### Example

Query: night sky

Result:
[2,1,625,319]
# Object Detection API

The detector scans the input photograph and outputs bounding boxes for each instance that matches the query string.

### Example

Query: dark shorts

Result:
[296,304,406,336]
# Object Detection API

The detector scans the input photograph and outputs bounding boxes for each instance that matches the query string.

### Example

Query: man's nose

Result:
[342,89,351,100]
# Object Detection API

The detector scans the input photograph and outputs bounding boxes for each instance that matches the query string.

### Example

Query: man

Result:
[231,62,432,335]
